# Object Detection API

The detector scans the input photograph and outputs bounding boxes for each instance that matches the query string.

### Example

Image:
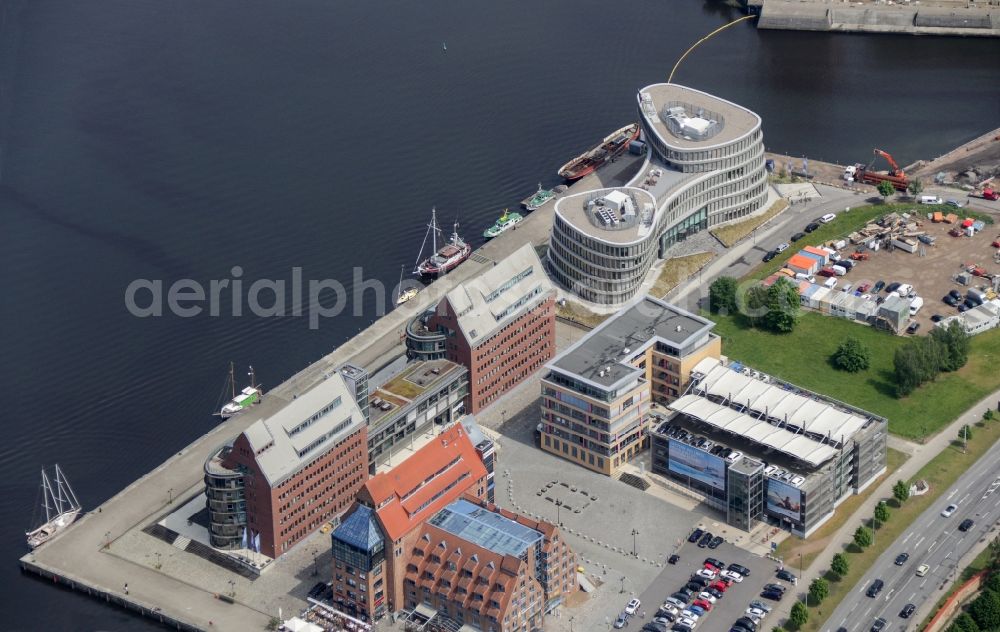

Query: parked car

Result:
[763,583,786,594]
[696,568,718,580]
[735,616,759,631]
[944,295,959,306]
[698,532,714,547]
[804,222,820,233]
[775,242,789,253]
[931,314,944,322]
[776,569,797,584]
[728,563,751,577]
[665,597,687,609]
[790,232,806,242]
[614,613,629,629]
[697,591,717,604]
[689,575,710,587]
[760,590,783,601]
[900,603,916,618]
[873,280,885,292]
[685,582,703,594]
[720,570,743,582]
[886,282,901,293]
[668,554,680,565]
[942,503,958,517]
[907,322,920,334]
[705,587,723,599]
[746,607,768,619]
[625,598,642,615]
[866,579,884,598]
[688,528,705,543]
[762,250,778,262]
[708,536,723,549]
[709,580,729,593]
[748,600,771,613]
[820,213,837,223]
[946,199,962,208]
[894,552,910,565]
[692,599,712,611]
[960,518,975,532]
[949,289,962,300]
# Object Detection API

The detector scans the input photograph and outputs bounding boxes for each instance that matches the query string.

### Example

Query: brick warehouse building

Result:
[204,372,369,559]
[330,423,489,621]
[405,244,556,414]
[398,497,578,632]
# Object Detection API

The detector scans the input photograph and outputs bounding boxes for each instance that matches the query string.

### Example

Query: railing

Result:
[661,101,726,142]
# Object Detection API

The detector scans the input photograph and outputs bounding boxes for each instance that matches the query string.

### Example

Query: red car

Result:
[710,581,728,593]
[817,267,836,277]
[692,599,713,611]
[704,561,720,571]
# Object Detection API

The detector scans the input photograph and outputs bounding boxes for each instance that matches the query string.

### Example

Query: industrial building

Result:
[405,244,556,414]
[547,83,768,304]
[651,357,887,537]
[204,372,369,559]
[539,296,721,476]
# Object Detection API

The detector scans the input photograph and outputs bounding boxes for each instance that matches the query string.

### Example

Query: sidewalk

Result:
[770,388,1000,630]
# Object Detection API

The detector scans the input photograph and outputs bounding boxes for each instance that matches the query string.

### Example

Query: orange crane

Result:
[872,149,905,178]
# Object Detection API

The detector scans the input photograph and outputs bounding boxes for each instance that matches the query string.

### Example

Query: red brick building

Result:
[400,497,579,632]
[330,423,489,621]
[423,244,556,414]
[205,373,369,559]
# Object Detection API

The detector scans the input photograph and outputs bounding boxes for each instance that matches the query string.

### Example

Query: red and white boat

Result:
[414,208,472,277]
[557,123,640,181]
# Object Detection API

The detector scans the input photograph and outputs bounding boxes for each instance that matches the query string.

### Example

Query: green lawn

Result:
[709,311,1000,439]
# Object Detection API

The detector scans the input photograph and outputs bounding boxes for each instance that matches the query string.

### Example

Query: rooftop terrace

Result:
[368,359,463,429]
[638,83,760,149]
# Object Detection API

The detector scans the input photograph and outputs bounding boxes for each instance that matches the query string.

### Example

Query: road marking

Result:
[886,589,896,600]
[945,550,954,559]
[921,578,928,588]
[908,591,916,600]
[928,540,938,552]
[902,531,914,544]
[915,536,926,549]
[947,488,958,500]
[960,492,971,504]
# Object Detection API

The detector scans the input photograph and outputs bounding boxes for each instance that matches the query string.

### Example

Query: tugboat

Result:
[483,209,523,239]
[521,183,557,212]
[217,363,262,419]
[557,123,640,181]
[414,208,472,277]
[26,465,81,549]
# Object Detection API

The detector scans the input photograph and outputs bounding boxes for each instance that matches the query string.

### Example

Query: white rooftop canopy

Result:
[690,358,868,442]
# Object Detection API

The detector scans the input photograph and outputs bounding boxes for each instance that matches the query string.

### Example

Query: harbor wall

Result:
[752,1,1000,37]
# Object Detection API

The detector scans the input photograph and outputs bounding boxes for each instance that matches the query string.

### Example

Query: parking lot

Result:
[800,212,999,334]
[623,537,785,631]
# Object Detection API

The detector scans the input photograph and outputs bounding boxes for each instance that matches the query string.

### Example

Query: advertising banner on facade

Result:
[668,439,726,490]
[767,478,804,523]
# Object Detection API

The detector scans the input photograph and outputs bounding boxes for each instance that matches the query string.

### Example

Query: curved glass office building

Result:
[548,83,768,304]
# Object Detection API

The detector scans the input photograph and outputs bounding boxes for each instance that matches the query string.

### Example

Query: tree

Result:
[894,344,924,397]
[789,601,809,627]
[877,179,896,201]
[764,277,800,333]
[893,480,910,504]
[854,525,873,548]
[908,177,924,198]
[984,571,1000,594]
[833,337,871,372]
[950,612,981,632]
[809,577,829,604]
[951,612,981,632]
[969,590,1000,630]
[709,276,739,315]
[831,553,850,577]
[874,501,890,527]
[932,320,971,372]
[739,282,770,327]
[960,424,974,442]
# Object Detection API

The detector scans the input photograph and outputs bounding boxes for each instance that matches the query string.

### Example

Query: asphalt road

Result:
[825,437,1000,632]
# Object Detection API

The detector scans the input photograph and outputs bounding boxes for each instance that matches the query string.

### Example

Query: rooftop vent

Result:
[622,347,631,355]
[675,325,682,332]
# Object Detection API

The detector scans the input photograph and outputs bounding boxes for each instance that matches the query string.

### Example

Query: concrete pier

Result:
[752,0,1000,37]
[18,153,646,632]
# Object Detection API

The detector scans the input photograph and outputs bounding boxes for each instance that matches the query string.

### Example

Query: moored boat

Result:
[557,123,640,181]
[26,465,81,549]
[483,209,523,239]
[414,208,472,277]
[521,183,556,211]
[218,363,262,418]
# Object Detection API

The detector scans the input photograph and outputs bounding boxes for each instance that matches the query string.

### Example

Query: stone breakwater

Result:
[750,0,1000,37]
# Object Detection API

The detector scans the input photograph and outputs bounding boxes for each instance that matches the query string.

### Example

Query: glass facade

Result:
[659,207,708,253]
[726,465,763,532]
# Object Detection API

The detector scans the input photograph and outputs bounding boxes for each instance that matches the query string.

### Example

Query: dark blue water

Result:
[2,0,998,628]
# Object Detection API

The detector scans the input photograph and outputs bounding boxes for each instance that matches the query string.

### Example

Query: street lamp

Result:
[569,615,575,632]
[619,575,627,594]
[555,499,563,526]
[799,554,805,604]
[312,550,319,577]
[631,528,639,557]
[154,552,161,569]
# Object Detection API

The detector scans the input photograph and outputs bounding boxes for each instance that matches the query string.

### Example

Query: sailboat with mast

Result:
[26,465,81,549]
[413,207,472,277]
[217,362,263,419]
[396,265,419,306]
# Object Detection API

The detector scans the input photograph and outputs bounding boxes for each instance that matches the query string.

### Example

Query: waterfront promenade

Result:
[19,154,646,632]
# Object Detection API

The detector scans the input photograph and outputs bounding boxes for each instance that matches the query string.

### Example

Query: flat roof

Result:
[638,83,760,150]
[428,498,543,559]
[691,357,872,444]
[549,295,715,390]
[369,359,464,428]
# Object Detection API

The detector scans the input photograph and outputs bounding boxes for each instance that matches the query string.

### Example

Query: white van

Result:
[824,277,838,289]
[909,296,924,315]
[920,195,943,205]
[897,283,913,297]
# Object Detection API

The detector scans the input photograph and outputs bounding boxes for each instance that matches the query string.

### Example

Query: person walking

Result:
[123,583,128,595]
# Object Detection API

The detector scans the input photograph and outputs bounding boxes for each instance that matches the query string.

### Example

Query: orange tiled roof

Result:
[364,424,487,542]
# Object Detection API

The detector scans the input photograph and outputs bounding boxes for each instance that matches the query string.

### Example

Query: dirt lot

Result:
[827,216,1000,334]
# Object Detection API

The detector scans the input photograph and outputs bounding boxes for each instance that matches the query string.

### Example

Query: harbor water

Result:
[1,0,998,628]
